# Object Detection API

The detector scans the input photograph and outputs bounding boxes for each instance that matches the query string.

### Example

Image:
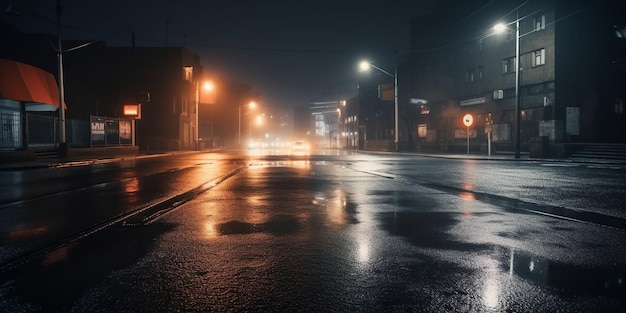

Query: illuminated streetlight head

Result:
[249,101,257,109]
[359,60,371,72]
[203,81,214,91]
[493,23,507,33]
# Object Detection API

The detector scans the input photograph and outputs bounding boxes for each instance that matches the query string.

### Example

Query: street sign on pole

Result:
[463,114,473,155]
[463,114,473,127]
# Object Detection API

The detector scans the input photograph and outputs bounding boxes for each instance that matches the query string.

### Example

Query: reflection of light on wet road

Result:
[509,249,514,276]
[200,195,220,239]
[312,193,325,205]
[329,190,347,225]
[204,220,218,238]
[8,226,48,239]
[121,177,140,205]
[460,161,477,193]
[459,192,476,201]
[310,187,372,267]
[483,280,500,311]
[312,190,351,226]
[246,195,266,207]
[462,182,475,191]
[122,177,139,193]
[481,256,503,311]
[290,160,310,170]
[352,208,375,269]
[458,185,476,214]
[356,240,370,264]
[43,246,69,266]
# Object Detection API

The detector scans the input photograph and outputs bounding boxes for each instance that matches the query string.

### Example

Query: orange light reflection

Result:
[459,192,476,201]
[9,226,48,239]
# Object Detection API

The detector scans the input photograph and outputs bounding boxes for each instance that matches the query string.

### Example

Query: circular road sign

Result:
[463,114,473,127]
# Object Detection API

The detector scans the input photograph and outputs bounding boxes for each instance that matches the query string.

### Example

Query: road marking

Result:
[419,181,626,231]
[346,167,396,179]
[540,163,580,167]
[0,165,247,274]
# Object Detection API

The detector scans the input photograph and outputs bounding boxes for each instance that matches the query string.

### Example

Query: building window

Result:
[503,57,516,73]
[183,66,193,82]
[615,26,626,38]
[534,14,546,31]
[465,69,474,82]
[522,81,556,96]
[503,88,515,99]
[616,98,624,114]
[315,114,325,136]
[477,66,483,80]
[526,83,544,95]
[418,124,427,138]
[533,48,545,66]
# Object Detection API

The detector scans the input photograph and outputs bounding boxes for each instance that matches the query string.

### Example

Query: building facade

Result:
[407,0,626,156]
[2,24,205,152]
[64,45,204,150]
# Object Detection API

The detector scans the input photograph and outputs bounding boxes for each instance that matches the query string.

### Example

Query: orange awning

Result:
[0,58,67,111]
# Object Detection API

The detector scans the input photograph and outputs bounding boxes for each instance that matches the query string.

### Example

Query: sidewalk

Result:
[1,149,625,171]
[0,150,192,171]
[355,149,626,165]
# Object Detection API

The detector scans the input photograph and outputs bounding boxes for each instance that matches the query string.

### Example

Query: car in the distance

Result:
[291,141,309,155]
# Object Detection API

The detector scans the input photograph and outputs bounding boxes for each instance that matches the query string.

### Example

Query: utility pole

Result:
[56,0,67,156]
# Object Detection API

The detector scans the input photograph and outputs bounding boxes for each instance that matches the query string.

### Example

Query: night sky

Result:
[2,0,452,108]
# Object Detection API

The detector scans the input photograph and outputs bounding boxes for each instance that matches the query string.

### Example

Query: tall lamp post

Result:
[56,0,67,155]
[195,80,214,150]
[238,101,256,148]
[194,81,199,149]
[359,60,399,152]
[204,82,216,148]
[494,13,521,159]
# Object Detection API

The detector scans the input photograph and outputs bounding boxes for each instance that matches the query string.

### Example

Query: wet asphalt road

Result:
[0,150,625,312]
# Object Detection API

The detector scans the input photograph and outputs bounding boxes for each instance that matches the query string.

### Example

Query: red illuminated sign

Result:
[124,104,141,119]
[463,114,473,127]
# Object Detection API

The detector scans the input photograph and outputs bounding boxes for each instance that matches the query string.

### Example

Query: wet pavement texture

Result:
[0,154,625,312]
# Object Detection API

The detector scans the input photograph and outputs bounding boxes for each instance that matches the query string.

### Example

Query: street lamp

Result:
[359,60,399,152]
[238,101,256,148]
[203,81,214,93]
[493,14,521,159]
[252,113,265,140]
[202,81,215,148]
[195,80,215,150]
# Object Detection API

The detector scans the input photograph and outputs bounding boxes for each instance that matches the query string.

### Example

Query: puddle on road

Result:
[377,211,626,301]
[378,211,491,251]
[218,214,299,236]
[507,249,625,299]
